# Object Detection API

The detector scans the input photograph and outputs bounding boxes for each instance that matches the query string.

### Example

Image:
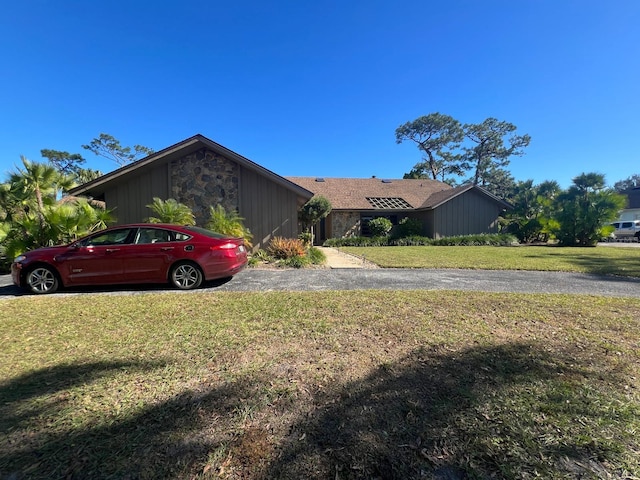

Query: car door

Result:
[122,227,180,283]
[60,228,135,285]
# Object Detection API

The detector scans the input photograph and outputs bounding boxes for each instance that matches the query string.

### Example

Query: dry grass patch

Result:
[1,291,639,479]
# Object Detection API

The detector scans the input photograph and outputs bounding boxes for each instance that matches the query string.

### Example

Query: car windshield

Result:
[183,226,230,239]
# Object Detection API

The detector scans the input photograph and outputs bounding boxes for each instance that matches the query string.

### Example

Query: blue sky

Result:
[1,1,638,188]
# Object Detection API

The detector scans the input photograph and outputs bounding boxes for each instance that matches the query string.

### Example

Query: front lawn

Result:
[2,291,639,479]
[342,245,640,277]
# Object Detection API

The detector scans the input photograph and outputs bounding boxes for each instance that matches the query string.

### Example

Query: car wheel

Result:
[170,262,203,290]
[25,265,60,294]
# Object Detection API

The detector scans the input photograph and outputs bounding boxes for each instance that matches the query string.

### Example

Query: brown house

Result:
[68,134,313,250]
[69,134,511,249]
[287,177,511,243]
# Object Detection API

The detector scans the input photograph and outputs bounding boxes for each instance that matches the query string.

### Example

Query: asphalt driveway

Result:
[1,268,639,299]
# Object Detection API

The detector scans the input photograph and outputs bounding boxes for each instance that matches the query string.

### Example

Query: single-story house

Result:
[68,134,511,250]
[287,177,511,244]
[68,134,314,250]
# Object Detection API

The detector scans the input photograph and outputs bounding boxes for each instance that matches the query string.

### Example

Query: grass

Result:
[342,245,640,277]
[2,291,640,479]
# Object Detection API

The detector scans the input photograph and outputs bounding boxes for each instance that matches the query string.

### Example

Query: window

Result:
[80,228,134,246]
[135,228,170,244]
[360,214,398,236]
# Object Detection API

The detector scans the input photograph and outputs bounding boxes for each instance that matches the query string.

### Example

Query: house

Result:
[68,134,511,250]
[617,187,640,221]
[68,134,313,251]
[286,177,511,243]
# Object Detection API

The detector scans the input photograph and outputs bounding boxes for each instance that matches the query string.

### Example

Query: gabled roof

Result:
[421,184,512,210]
[286,177,512,211]
[287,177,451,210]
[68,134,313,199]
[285,177,451,210]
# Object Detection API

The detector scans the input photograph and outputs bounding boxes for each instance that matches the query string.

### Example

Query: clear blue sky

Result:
[1,1,638,188]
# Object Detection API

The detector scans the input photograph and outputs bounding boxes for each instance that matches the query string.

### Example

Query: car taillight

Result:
[212,242,238,250]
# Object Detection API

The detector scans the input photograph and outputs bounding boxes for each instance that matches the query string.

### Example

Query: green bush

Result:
[281,255,310,268]
[430,234,518,246]
[298,232,313,247]
[325,233,517,247]
[368,217,393,237]
[307,246,326,265]
[207,205,253,248]
[324,236,391,247]
[393,217,423,238]
[389,236,433,246]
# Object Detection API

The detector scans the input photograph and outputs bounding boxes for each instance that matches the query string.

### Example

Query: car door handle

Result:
[105,248,120,253]
[161,247,174,251]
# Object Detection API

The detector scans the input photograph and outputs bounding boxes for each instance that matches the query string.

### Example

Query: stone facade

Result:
[170,148,239,225]
[331,211,361,238]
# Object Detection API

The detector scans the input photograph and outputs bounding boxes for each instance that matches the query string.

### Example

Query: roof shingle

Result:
[286,177,452,210]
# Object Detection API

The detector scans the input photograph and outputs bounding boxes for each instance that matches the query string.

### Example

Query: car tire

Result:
[25,265,60,294]
[170,262,203,290]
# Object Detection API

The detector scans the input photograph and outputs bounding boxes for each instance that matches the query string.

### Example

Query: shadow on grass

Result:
[522,245,640,277]
[264,342,632,479]
[1,343,635,479]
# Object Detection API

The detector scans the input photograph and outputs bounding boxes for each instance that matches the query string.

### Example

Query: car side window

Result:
[135,228,173,244]
[81,229,134,246]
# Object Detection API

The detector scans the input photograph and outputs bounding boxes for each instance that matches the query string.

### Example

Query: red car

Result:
[11,224,248,294]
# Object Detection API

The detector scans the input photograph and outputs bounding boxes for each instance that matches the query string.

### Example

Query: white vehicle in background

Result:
[609,220,640,241]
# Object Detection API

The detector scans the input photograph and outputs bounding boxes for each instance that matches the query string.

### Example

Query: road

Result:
[1,268,640,299]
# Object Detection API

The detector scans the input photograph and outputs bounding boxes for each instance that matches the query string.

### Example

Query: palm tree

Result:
[206,205,253,247]
[145,197,195,225]
[9,157,74,244]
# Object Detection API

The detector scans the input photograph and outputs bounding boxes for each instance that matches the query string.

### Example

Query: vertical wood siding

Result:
[104,164,169,224]
[431,189,502,238]
[239,167,301,250]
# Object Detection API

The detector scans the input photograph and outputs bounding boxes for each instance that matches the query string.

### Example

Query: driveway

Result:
[1,268,639,299]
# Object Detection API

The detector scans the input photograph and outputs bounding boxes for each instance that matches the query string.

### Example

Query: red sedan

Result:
[11,224,248,294]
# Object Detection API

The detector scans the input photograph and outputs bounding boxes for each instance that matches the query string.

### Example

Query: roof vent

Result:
[315,177,325,182]
[381,179,392,184]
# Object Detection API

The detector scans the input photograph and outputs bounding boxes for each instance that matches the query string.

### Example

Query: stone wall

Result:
[331,211,361,238]
[170,148,239,225]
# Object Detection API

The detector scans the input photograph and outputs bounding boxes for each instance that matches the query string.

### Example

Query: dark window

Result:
[80,228,135,246]
[360,215,399,237]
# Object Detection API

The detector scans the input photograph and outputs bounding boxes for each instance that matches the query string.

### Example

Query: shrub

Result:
[307,246,326,265]
[206,205,253,248]
[146,197,195,225]
[267,237,306,259]
[389,236,433,246]
[368,217,393,237]
[281,255,310,268]
[430,234,518,246]
[248,249,273,267]
[298,232,313,247]
[394,217,423,238]
[325,233,517,247]
[323,236,391,247]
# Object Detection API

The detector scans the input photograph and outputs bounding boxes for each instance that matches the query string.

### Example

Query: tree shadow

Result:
[1,343,633,479]
[263,342,630,479]
[0,359,269,479]
[521,245,640,278]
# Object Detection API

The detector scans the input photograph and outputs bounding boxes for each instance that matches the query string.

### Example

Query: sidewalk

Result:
[317,247,379,269]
